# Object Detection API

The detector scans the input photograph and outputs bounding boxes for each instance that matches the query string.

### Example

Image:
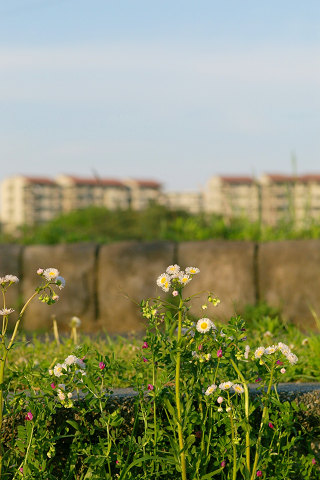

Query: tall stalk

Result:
[175,297,187,480]
[230,358,251,475]
[250,359,276,480]
[0,271,64,477]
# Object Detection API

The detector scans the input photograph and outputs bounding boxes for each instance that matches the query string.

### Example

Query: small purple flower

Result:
[256,471,262,477]
[255,377,262,383]
[276,360,283,365]
[147,384,154,391]
[25,411,33,421]
[50,383,56,389]
[217,349,223,358]
[116,459,119,465]
[19,467,23,473]
[142,357,148,363]
[221,460,226,468]
[268,422,274,429]
[312,458,316,465]
[198,344,203,351]
[142,341,149,349]
[99,362,106,370]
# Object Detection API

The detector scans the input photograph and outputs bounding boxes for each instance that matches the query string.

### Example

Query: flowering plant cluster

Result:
[0,264,318,479]
[0,267,65,477]
[36,267,65,304]
[129,263,318,480]
[49,354,86,407]
[156,264,199,292]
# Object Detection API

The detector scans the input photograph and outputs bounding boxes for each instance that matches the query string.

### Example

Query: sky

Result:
[0,0,319,192]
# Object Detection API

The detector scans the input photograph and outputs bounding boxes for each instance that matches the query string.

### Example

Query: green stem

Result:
[228,400,237,480]
[250,359,276,480]
[0,289,40,477]
[152,355,157,452]
[7,292,38,351]
[0,354,7,477]
[175,297,187,480]
[230,358,251,475]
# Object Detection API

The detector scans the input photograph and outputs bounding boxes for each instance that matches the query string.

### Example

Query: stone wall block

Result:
[177,240,256,322]
[21,244,97,331]
[0,244,23,312]
[97,241,175,333]
[258,240,320,331]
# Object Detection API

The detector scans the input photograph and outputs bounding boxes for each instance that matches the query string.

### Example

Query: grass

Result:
[8,302,320,391]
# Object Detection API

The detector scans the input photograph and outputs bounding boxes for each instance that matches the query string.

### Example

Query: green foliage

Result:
[3,204,320,245]
[1,277,320,478]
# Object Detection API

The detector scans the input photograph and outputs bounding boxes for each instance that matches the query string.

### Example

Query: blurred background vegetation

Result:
[2,203,320,245]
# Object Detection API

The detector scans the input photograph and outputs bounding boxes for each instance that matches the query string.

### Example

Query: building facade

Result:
[0,175,162,232]
[2,172,320,232]
[203,175,260,221]
[0,176,62,232]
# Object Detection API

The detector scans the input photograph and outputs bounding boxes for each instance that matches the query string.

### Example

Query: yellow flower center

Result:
[201,322,208,330]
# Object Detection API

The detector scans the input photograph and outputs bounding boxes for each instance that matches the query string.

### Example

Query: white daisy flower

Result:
[226,406,232,412]
[166,264,180,276]
[67,392,73,399]
[232,384,244,394]
[280,368,286,374]
[196,318,212,333]
[185,266,200,275]
[286,352,298,365]
[64,355,78,366]
[265,345,278,355]
[43,268,60,282]
[205,384,217,396]
[277,342,291,355]
[156,273,171,292]
[4,275,19,283]
[178,272,191,286]
[53,363,65,377]
[219,381,233,390]
[254,347,265,359]
[0,308,15,316]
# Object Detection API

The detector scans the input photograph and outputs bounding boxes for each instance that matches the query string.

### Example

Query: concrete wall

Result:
[0,240,319,333]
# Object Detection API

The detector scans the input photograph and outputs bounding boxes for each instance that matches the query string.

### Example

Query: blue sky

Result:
[0,0,319,191]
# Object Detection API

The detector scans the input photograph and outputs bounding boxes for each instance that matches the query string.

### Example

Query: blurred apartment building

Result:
[2,173,320,232]
[0,175,162,232]
[203,176,259,221]
[259,174,320,226]
[163,191,203,214]
[204,173,320,226]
